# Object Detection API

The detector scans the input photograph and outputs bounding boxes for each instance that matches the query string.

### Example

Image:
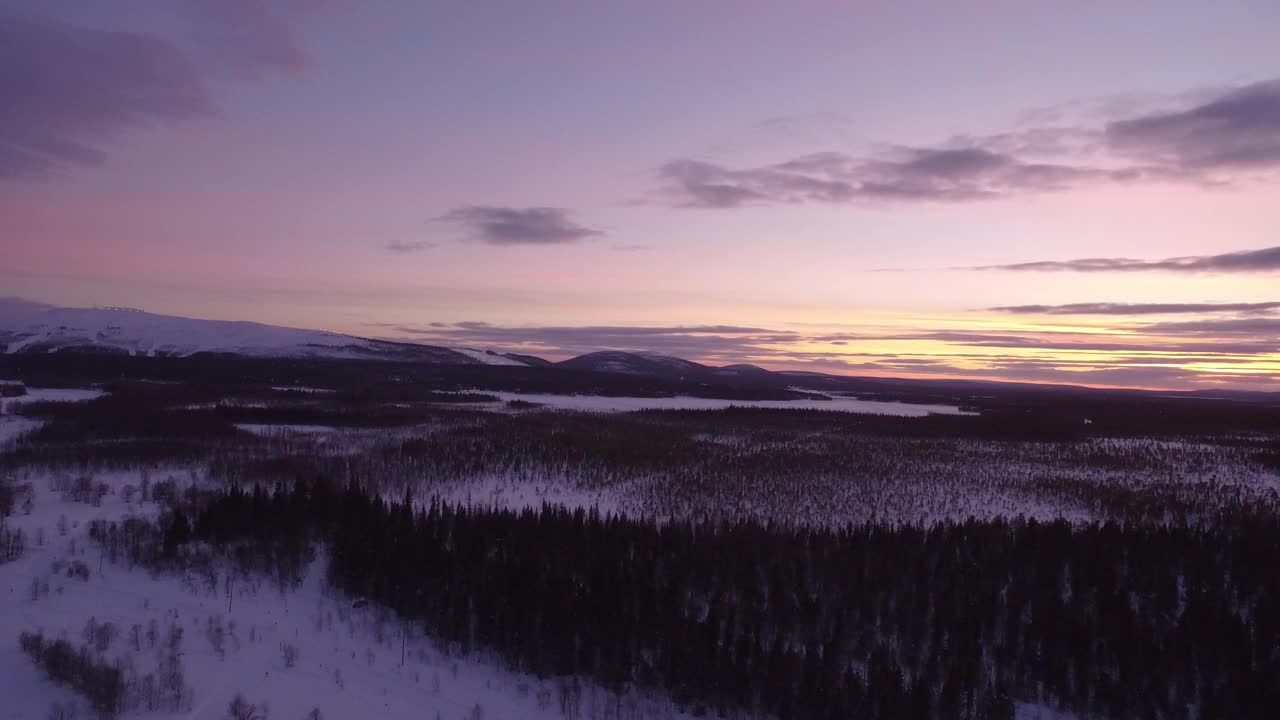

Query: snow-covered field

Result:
[0,416,41,445]
[0,468,694,720]
[0,387,106,415]
[0,304,518,366]
[1,387,107,446]
[476,391,975,416]
[234,424,340,437]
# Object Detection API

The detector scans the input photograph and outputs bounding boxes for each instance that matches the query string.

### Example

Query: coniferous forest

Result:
[142,479,1280,720]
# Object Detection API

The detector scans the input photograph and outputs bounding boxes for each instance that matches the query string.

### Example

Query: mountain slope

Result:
[0,304,497,365]
[556,351,712,377]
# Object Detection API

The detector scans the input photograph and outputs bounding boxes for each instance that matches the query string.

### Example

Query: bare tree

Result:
[228,694,266,720]
[281,643,299,668]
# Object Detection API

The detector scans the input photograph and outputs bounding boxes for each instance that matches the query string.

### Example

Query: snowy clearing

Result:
[0,468,695,720]
[234,424,340,436]
[0,387,106,416]
[0,416,42,445]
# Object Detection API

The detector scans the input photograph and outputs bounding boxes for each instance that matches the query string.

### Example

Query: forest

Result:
[79,478,1280,720]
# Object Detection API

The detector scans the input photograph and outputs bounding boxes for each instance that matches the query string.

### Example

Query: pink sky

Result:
[2,1,1279,389]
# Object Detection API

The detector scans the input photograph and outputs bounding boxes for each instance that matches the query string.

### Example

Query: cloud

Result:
[659,77,1280,207]
[438,206,604,246]
[879,329,1276,355]
[189,0,322,76]
[386,240,434,254]
[0,2,338,181]
[334,308,1280,389]
[390,322,796,359]
[989,301,1280,315]
[0,9,215,179]
[658,149,1112,207]
[1105,79,1280,172]
[977,246,1280,273]
[1144,318,1280,337]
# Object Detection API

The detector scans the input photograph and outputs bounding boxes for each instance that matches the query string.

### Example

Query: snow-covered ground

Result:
[0,304,497,365]
[477,391,975,416]
[448,348,528,366]
[0,387,106,415]
[1,387,107,446]
[0,468,695,720]
[234,424,341,436]
[0,416,41,445]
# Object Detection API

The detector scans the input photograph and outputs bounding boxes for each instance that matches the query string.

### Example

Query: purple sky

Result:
[3,0,1280,389]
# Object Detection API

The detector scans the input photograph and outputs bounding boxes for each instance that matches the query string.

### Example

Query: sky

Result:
[2,0,1279,390]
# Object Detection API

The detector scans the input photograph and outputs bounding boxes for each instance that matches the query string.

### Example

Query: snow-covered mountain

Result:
[0,301,525,366]
[557,350,711,377]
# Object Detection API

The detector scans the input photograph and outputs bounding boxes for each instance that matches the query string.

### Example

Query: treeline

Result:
[0,475,25,564]
[88,483,314,590]
[207,407,1279,528]
[7,351,1280,436]
[0,351,808,404]
[20,631,124,718]
[0,522,24,563]
[172,480,1280,720]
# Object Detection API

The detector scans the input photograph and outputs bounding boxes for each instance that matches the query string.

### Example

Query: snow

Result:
[0,387,106,416]
[0,416,41,445]
[448,348,528,366]
[0,385,96,444]
[234,424,340,436]
[1017,703,1080,719]
[0,306,370,358]
[633,352,703,371]
[476,391,976,416]
[0,306,477,364]
[0,468,696,720]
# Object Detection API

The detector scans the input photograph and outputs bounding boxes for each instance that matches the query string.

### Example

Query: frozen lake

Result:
[480,391,975,416]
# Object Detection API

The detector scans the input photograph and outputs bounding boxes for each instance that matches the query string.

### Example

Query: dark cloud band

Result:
[977,246,1280,273]
[659,78,1280,207]
[989,301,1280,314]
[437,206,603,246]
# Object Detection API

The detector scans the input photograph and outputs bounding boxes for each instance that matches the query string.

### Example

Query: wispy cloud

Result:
[0,9,215,179]
[438,206,603,246]
[1,2,339,181]
[388,322,795,359]
[659,77,1280,207]
[989,301,1280,315]
[385,240,434,254]
[189,0,324,76]
[1145,317,1280,337]
[659,147,1116,208]
[976,246,1280,273]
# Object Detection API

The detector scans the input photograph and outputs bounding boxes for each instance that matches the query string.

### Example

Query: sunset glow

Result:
[3,1,1279,390]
